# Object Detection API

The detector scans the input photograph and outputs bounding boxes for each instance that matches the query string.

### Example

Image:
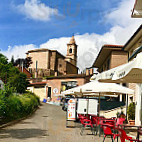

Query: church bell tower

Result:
[66,36,77,66]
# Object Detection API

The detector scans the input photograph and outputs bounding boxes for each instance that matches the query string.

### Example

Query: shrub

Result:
[0,91,40,123]
[127,102,135,120]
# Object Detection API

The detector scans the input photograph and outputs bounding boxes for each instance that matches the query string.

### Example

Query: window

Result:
[59,64,62,67]
[69,48,72,53]
[61,81,77,91]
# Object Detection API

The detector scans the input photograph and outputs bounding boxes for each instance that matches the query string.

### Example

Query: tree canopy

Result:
[0,53,29,93]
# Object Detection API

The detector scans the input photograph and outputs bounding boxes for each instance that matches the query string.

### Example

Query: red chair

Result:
[99,118,116,137]
[102,124,119,142]
[91,116,98,135]
[117,128,141,142]
[80,118,94,135]
[116,118,125,126]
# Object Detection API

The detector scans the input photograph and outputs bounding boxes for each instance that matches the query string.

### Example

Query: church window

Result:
[69,48,72,53]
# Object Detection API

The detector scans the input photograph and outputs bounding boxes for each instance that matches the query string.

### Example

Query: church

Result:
[26,36,78,77]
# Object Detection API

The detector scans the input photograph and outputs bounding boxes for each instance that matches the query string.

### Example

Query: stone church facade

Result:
[26,36,78,77]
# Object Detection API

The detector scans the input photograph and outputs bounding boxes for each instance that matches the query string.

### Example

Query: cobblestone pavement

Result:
[0,103,111,142]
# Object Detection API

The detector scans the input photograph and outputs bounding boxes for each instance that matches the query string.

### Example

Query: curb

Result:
[0,107,39,129]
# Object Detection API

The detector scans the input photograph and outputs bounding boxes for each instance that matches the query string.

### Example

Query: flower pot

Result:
[128,120,135,125]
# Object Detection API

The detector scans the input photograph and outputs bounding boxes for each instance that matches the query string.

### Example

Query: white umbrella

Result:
[62,81,134,116]
[91,52,142,83]
[62,81,134,95]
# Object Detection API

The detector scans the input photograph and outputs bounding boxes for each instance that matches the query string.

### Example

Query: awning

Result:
[91,52,142,83]
[132,0,142,18]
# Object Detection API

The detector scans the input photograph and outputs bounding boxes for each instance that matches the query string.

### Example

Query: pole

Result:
[98,93,101,117]
[126,94,128,121]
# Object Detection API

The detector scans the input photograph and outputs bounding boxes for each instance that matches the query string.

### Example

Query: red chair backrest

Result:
[102,125,113,135]
[116,118,125,126]
[92,117,97,124]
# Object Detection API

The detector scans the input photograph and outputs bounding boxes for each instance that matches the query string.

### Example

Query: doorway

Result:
[48,87,51,98]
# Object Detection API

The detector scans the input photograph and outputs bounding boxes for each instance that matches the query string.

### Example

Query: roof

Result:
[27,48,66,58]
[131,0,142,18]
[46,74,92,80]
[123,24,142,51]
[92,44,124,68]
[69,36,76,44]
[29,82,47,86]
[27,48,49,53]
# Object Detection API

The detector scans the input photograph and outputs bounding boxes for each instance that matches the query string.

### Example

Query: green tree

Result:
[7,73,29,94]
[0,53,29,93]
[10,55,14,65]
[0,53,8,64]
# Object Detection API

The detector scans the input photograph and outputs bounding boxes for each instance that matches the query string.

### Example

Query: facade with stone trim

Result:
[26,36,78,78]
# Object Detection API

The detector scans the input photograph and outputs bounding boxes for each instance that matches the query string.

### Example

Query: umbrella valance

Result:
[61,81,134,95]
[91,52,142,83]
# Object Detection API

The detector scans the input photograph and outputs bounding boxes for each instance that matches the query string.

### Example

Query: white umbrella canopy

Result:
[62,81,134,95]
[91,52,142,83]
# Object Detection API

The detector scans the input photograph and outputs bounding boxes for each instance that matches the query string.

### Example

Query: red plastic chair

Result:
[102,124,119,142]
[80,117,94,135]
[116,118,125,126]
[99,118,116,137]
[118,128,141,142]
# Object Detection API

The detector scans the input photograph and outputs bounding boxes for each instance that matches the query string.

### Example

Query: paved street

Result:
[0,103,110,142]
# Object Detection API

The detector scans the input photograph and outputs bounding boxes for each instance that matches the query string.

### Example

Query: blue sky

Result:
[0,0,120,50]
[0,0,142,70]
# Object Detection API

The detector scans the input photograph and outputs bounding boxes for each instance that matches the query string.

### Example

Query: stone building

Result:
[28,72,93,102]
[122,24,142,125]
[92,44,128,73]
[92,44,128,102]
[26,36,78,77]
[131,0,142,18]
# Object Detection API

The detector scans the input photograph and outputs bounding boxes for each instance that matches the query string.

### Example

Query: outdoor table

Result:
[118,124,142,141]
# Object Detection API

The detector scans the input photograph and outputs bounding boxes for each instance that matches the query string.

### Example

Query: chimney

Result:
[86,69,89,76]
[90,68,94,75]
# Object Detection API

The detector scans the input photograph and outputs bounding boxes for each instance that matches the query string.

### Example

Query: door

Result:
[48,87,51,98]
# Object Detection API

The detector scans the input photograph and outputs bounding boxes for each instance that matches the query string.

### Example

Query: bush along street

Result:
[0,53,40,125]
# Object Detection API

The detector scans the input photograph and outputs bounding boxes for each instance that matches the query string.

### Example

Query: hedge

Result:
[0,91,40,124]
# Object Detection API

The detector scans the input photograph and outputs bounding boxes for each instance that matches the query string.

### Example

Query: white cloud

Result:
[17,0,58,21]
[3,0,142,71]
[40,33,116,71]
[1,44,37,60]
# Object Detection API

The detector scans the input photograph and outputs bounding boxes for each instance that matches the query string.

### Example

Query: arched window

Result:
[69,48,72,53]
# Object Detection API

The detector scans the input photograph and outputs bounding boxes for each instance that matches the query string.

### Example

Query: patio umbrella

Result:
[91,52,142,83]
[91,52,142,125]
[62,81,134,95]
[61,81,134,116]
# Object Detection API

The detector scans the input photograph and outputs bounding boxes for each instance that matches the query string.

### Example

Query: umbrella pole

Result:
[126,94,128,122]
[98,93,101,117]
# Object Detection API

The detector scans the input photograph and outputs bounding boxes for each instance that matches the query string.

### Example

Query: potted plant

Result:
[127,102,135,125]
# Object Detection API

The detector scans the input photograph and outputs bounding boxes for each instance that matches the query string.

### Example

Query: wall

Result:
[57,58,67,75]
[110,51,128,69]
[46,78,86,102]
[28,50,49,69]
[66,62,78,74]
[49,51,56,71]
[27,86,46,101]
